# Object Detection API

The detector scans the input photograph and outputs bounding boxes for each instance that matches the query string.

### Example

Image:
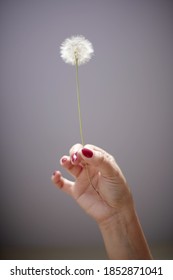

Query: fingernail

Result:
[53,171,56,176]
[72,152,78,163]
[82,148,93,158]
[61,157,67,164]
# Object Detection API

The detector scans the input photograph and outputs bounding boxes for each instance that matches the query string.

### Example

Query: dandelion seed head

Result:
[60,35,94,65]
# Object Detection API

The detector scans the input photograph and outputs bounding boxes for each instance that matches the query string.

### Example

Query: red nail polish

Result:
[72,152,78,163]
[82,148,93,158]
[61,157,67,164]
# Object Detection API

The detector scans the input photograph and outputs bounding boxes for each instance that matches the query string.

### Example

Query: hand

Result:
[52,143,133,225]
[52,143,152,259]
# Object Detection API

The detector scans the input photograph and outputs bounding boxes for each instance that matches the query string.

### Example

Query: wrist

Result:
[98,198,152,259]
[98,190,135,230]
[98,196,136,234]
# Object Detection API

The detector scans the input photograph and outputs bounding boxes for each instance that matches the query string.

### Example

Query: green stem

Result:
[75,56,100,197]
[75,57,85,146]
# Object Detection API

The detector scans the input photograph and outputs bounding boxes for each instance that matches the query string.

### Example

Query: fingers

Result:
[69,143,85,166]
[69,143,83,157]
[51,144,84,196]
[51,170,74,196]
[79,144,126,183]
[64,143,125,182]
[52,143,126,193]
[60,155,83,178]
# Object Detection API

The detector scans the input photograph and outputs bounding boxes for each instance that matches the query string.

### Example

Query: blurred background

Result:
[0,0,173,259]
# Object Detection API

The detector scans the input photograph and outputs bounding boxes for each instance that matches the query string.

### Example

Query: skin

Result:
[52,143,152,260]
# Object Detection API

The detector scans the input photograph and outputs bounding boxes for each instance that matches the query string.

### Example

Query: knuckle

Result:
[99,152,114,166]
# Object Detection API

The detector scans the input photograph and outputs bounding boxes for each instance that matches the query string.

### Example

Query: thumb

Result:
[80,145,125,182]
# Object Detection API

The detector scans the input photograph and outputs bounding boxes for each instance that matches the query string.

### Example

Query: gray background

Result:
[0,0,173,259]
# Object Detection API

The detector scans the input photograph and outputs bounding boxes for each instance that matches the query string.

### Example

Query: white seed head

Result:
[60,35,94,65]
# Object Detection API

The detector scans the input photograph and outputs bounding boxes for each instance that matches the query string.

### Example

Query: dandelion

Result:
[60,35,94,145]
[60,35,94,66]
[60,36,98,194]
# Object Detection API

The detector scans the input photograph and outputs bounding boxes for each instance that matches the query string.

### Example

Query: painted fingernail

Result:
[72,152,78,163]
[61,157,67,164]
[82,148,93,158]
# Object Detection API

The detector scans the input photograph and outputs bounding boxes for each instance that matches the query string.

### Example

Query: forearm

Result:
[99,200,152,260]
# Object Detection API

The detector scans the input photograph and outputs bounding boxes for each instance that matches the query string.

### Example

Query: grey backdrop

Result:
[0,0,173,259]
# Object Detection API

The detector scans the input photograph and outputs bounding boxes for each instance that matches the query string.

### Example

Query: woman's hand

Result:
[52,143,132,225]
[52,143,152,259]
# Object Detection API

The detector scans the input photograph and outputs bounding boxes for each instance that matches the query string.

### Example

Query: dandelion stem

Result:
[75,56,100,197]
[75,57,85,146]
